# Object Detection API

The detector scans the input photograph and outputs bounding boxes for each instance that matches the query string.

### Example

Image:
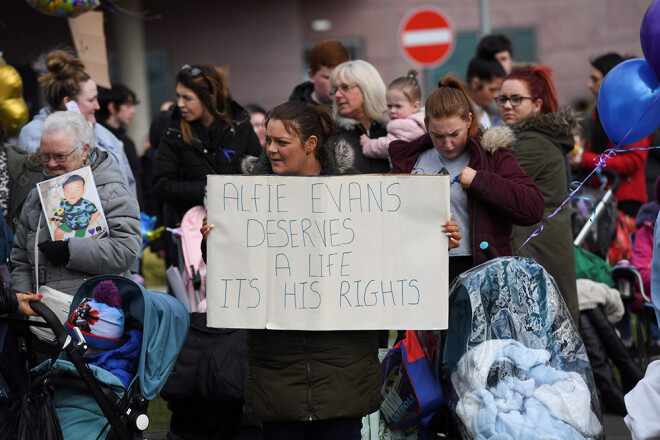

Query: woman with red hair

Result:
[498,65,580,324]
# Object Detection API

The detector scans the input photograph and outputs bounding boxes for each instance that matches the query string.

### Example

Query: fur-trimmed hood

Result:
[508,107,581,156]
[479,125,517,154]
[335,111,390,132]
[509,107,581,139]
[240,138,356,176]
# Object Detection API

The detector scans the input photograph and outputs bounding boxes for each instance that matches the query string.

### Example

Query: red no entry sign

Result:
[399,7,456,68]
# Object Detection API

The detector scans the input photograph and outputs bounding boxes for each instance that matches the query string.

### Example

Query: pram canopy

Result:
[444,257,603,439]
[67,274,190,400]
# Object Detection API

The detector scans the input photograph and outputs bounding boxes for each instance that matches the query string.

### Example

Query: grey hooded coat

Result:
[10,151,141,296]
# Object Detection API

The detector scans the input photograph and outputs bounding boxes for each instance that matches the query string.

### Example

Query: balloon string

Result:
[569,195,598,222]
[514,93,660,258]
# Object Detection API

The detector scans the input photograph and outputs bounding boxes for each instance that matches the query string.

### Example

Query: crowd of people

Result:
[0,32,657,439]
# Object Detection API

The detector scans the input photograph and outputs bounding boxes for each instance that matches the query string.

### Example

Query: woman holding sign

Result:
[201,100,460,439]
[390,76,544,282]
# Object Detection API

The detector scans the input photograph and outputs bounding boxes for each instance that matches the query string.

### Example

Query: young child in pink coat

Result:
[360,70,426,159]
[631,175,660,349]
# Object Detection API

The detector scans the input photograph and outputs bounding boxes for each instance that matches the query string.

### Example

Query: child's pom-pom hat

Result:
[65,280,125,350]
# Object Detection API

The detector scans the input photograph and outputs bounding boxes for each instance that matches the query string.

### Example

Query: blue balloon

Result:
[641,0,660,81]
[598,58,660,145]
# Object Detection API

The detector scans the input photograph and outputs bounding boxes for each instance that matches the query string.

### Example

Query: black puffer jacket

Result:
[153,100,261,226]
[0,286,17,313]
[331,113,390,174]
[240,139,381,423]
[289,81,318,105]
[161,312,248,439]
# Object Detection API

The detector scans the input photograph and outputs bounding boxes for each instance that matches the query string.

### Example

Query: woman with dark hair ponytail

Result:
[499,65,580,324]
[153,63,262,264]
[570,52,651,218]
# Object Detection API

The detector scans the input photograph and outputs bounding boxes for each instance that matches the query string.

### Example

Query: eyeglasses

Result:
[38,149,78,164]
[330,84,359,96]
[181,64,203,77]
[495,94,534,107]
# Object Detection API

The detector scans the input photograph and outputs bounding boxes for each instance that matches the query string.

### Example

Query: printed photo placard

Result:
[37,166,109,241]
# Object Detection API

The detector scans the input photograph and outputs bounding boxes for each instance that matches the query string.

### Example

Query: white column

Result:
[479,0,491,37]
[110,0,151,154]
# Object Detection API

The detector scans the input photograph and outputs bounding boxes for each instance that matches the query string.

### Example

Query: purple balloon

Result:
[597,58,660,145]
[641,0,660,80]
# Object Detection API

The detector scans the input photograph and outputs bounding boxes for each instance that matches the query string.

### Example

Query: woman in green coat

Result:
[498,65,580,325]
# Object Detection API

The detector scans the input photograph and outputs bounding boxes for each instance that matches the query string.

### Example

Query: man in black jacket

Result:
[289,39,351,106]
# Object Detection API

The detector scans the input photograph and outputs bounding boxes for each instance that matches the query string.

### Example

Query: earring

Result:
[467,124,471,129]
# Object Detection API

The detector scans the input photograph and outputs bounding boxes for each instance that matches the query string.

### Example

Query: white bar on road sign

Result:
[402,29,452,47]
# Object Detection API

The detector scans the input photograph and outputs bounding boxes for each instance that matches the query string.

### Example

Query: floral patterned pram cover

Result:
[437,257,604,440]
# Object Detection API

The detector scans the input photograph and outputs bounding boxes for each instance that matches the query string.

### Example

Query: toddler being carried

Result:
[360,70,426,159]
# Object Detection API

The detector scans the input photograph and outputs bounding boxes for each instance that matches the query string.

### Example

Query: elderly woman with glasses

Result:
[153,64,261,263]
[498,65,580,324]
[329,60,391,173]
[10,111,141,297]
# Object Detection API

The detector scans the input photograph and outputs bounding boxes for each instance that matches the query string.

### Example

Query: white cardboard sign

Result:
[206,174,449,330]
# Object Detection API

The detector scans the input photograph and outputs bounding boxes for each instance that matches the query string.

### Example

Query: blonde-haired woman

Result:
[330,60,390,173]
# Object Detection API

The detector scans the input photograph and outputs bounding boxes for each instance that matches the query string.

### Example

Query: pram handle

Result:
[573,168,621,247]
[29,301,68,347]
[480,241,498,261]
[596,168,621,193]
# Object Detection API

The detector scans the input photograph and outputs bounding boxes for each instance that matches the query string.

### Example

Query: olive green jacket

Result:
[509,108,581,325]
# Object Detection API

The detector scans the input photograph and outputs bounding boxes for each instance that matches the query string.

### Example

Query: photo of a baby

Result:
[38,166,109,241]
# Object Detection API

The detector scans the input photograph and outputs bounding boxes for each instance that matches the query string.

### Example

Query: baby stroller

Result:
[166,205,207,312]
[440,257,603,439]
[573,168,655,366]
[0,274,189,439]
[572,168,619,260]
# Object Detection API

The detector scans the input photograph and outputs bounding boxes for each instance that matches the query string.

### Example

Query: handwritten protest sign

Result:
[206,174,449,330]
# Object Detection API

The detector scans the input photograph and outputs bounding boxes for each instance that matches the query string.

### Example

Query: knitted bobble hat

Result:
[65,280,125,350]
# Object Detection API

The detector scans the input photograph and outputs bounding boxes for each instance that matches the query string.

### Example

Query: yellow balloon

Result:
[0,63,29,134]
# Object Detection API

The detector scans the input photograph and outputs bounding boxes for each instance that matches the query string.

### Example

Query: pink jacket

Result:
[362,112,426,159]
[631,222,654,294]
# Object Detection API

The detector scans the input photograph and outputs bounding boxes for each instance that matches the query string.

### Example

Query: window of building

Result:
[425,27,537,94]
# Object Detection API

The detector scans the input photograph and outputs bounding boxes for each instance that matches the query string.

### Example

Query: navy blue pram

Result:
[442,257,603,439]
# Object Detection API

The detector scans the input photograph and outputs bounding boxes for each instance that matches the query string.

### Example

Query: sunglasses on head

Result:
[181,64,203,77]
